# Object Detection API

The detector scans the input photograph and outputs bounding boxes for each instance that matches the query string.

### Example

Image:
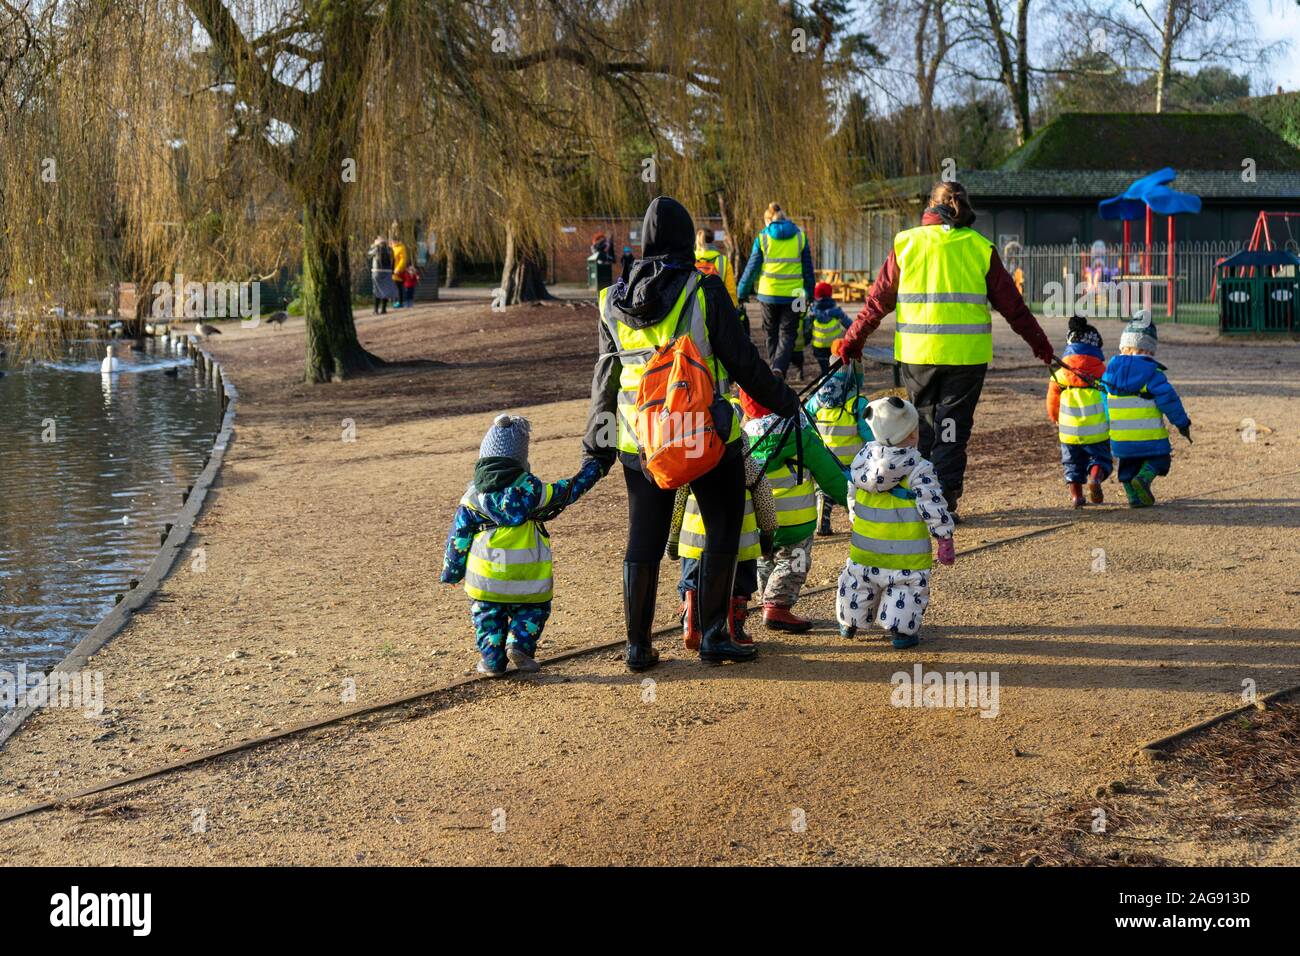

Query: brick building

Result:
[549,217,727,284]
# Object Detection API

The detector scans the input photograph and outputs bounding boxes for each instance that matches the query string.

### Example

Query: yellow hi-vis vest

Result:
[756,228,807,298]
[767,460,817,528]
[811,310,843,349]
[460,484,554,603]
[601,273,738,455]
[695,248,737,305]
[1052,371,1109,446]
[849,479,932,571]
[1107,389,1168,447]
[813,401,865,468]
[893,225,994,365]
[680,492,760,561]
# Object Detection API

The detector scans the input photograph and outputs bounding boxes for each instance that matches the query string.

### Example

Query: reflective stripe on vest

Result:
[893,225,994,365]
[756,229,806,298]
[602,274,734,454]
[1107,392,1168,443]
[461,484,554,603]
[1053,372,1109,446]
[767,460,817,527]
[814,402,864,467]
[849,479,932,571]
[680,491,760,561]
[811,313,842,349]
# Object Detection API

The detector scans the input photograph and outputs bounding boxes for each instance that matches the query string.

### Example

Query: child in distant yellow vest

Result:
[837,397,954,649]
[806,352,872,534]
[441,415,603,675]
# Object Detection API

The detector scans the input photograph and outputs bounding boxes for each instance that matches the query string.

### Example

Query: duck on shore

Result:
[195,322,222,338]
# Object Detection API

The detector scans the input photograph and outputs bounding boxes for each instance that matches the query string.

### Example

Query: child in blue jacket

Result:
[1103,313,1191,507]
[441,415,604,675]
[807,281,851,376]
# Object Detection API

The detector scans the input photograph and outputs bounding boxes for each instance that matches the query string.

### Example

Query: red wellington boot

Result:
[731,597,754,645]
[1068,481,1085,509]
[763,603,813,633]
[1087,464,1105,504]
[682,590,701,651]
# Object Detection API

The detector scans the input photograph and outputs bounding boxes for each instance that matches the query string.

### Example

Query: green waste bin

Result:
[587,254,613,292]
[1218,271,1298,333]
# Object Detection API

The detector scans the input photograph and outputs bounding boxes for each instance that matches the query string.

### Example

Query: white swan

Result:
[100,344,120,373]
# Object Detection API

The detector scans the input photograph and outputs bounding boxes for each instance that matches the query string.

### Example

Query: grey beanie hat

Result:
[865,395,920,447]
[1119,309,1158,354]
[479,414,531,465]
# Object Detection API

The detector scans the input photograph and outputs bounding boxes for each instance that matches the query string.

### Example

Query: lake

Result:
[0,337,223,689]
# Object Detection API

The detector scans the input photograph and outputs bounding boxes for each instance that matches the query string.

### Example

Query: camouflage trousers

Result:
[757,534,814,607]
[470,600,551,670]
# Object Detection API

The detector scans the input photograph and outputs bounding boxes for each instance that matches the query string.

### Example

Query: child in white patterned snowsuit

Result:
[836,396,955,649]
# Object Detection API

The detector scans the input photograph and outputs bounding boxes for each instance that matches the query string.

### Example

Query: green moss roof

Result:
[998,112,1300,172]
[1234,92,1300,151]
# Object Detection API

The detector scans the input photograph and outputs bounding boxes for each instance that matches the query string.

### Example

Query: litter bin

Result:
[587,254,613,292]
[1216,250,1299,333]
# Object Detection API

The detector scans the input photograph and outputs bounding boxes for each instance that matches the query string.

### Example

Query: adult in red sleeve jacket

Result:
[838,181,1054,517]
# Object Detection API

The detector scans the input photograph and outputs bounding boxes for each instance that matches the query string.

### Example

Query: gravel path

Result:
[1,303,1296,865]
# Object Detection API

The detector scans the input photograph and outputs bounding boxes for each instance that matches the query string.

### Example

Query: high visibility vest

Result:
[1107,389,1168,451]
[811,310,843,350]
[849,479,932,571]
[813,401,865,468]
[695,248,728,282]
[1052,370,1109,445]
[601,274,737,455]
[893,225,994,365]
[696,247,738,307]
[680,491,761,561]
[767,459,817,528]
[460,484,554,603]
[756,229,807,298]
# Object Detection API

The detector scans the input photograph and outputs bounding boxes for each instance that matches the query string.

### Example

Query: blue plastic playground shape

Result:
[1099,167,1203,220]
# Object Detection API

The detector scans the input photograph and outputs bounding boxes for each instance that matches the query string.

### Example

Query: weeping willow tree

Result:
[3,0,867,383]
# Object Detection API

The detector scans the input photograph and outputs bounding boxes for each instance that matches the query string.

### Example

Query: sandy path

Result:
[1,301,1297,864]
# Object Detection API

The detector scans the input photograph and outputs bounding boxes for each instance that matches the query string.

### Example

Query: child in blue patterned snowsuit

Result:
[441,415,604,675]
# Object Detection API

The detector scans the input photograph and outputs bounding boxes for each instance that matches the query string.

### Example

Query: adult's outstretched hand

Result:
[838,312,874,361]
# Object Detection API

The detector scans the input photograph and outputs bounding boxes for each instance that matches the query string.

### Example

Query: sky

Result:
[1251,0,1300,93]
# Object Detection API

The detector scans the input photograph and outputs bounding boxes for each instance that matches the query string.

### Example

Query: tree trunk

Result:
[301,192,382,383]
[499,222,554,305]
[444,247,459,287]
[982,0,1032,145]
[1155,0,1178,113]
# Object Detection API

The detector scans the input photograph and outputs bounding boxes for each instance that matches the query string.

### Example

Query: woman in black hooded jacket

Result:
[584,196,797,671]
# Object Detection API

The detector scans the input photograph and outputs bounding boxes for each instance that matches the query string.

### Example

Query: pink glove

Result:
[936,536,955,567]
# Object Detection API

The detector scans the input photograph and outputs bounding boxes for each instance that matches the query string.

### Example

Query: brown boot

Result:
[730,597,753,645]
[682,590,701,651]
[1087,465,1105,504]
[1068,481,1085,509]
[763,603,812,632]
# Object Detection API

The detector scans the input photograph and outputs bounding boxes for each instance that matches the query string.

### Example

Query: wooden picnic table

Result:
[816,268,873,302]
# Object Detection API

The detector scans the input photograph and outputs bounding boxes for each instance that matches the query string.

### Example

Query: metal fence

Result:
[817,228,1268,327]
[1005,241,1249,327]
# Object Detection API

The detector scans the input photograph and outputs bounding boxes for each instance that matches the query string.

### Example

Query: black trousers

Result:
[623,451,745,563]
[899,362,988,512]
[760,301,800,376]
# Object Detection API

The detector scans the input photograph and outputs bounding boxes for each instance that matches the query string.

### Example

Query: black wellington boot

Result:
[624,561,661,673]
[697,553,757,664]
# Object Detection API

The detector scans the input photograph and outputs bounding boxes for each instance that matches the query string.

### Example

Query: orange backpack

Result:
[634,285,726,489]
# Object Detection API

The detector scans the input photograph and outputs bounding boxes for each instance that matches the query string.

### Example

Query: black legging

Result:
[624,450,745,562]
